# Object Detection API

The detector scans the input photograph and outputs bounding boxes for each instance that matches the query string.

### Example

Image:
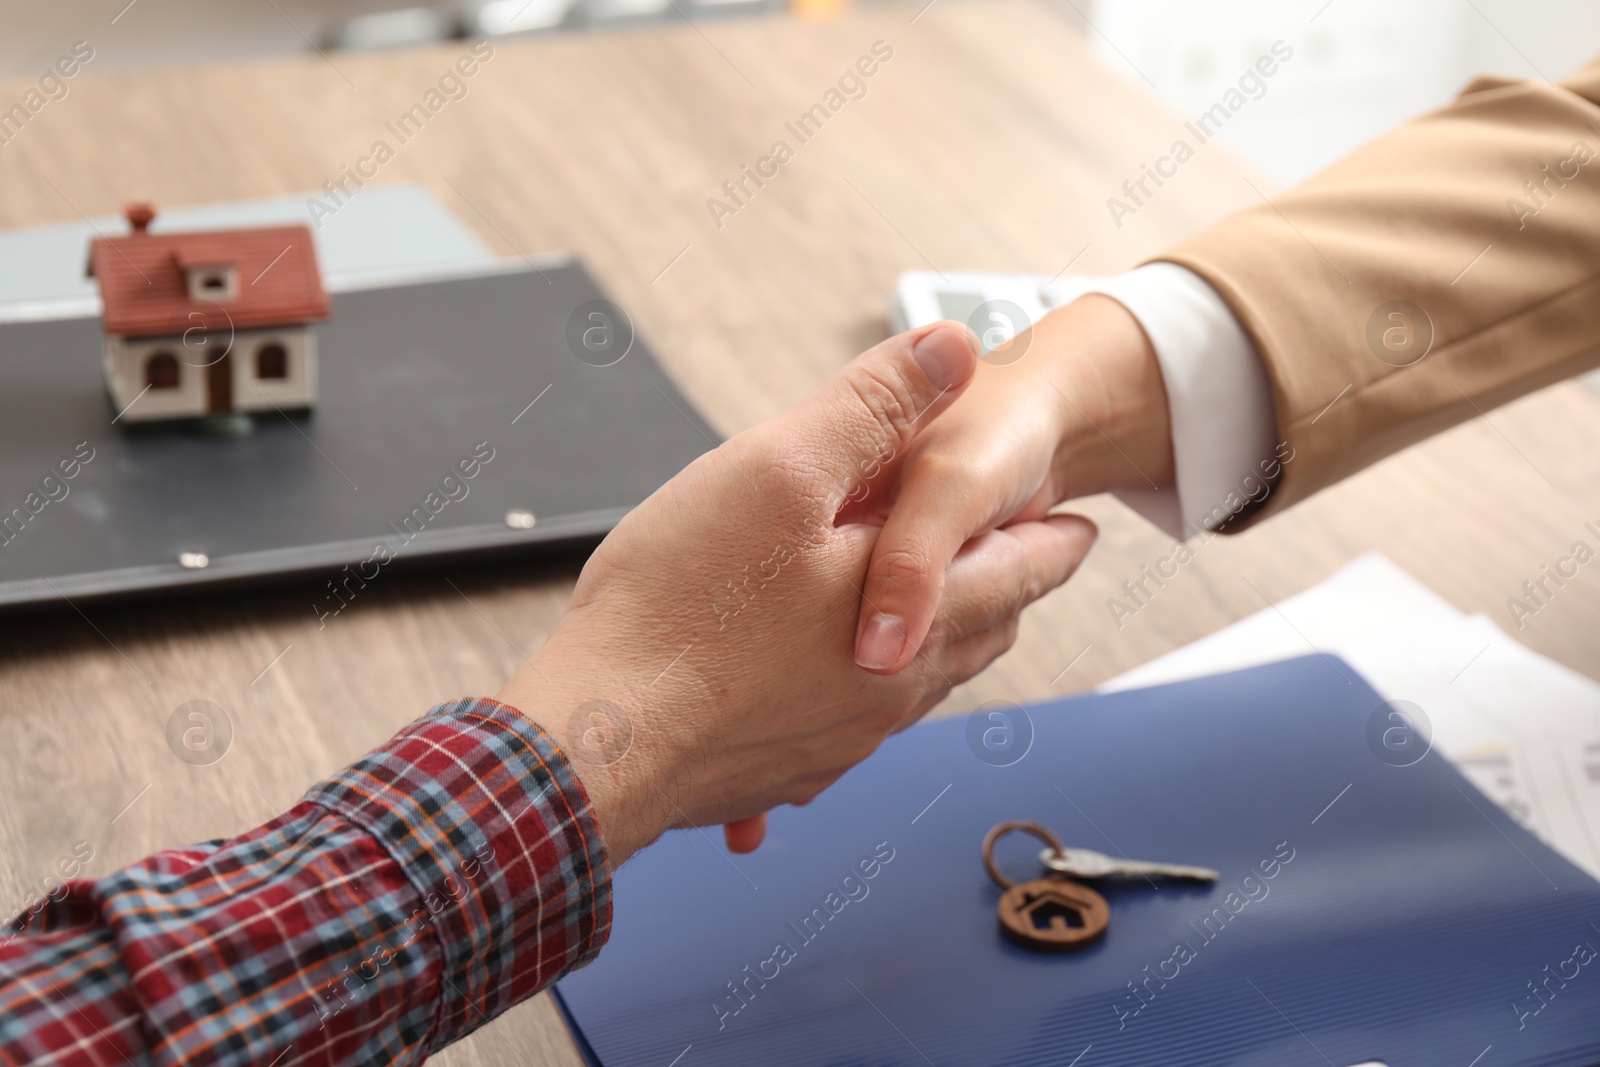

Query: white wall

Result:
[1081,0,1600,185]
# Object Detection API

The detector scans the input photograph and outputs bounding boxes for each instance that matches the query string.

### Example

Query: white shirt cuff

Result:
[1081,262,1278,541]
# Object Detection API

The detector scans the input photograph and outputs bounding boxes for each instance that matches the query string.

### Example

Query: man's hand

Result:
[496,322,1097,863]
[852,295,1176,675]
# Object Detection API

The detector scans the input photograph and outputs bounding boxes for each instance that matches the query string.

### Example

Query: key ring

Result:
[982,820,1110,950]
[982,820,1066,889]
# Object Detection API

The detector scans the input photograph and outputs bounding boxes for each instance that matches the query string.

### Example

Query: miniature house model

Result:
[89,204,331,423]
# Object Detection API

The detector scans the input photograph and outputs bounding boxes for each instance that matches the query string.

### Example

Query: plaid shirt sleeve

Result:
[0,697,612,1067]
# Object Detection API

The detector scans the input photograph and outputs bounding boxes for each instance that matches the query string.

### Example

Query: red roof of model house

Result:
[88,204,331,339]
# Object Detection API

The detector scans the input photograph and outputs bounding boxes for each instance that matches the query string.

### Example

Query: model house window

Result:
[146,352,180,389]
[256,343,288,380]
[183,265,238,302]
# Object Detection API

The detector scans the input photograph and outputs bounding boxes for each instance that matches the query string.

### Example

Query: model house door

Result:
[206,352,233,413]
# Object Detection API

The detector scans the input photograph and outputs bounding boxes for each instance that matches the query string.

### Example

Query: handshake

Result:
[498,294,1175,862]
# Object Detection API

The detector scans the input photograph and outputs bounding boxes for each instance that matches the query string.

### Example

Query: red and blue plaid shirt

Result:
[0,698,612,1066]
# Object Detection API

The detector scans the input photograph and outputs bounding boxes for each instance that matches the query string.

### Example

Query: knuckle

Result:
[839,730,882,769]
[871,541,936,592]
[785,780,820,806]
[945,588,1003,643]
[910,446,972,486]
[995,617,1021,652]
[1015,568,1045,614]
[765,452,825,504]
[942,647,983,686]
[968,619,1021,676]
[993,581,1026,624]
[996,540,1039,613]
[951,622,1019,682]
[754,444,835,524]
[844,362,919,456]
[898,449,967,505]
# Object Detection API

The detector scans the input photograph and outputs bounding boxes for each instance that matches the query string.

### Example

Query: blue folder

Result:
[555,656,1600,1066]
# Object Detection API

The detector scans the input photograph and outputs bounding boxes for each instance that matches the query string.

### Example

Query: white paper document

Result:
[1104,552,1600,880]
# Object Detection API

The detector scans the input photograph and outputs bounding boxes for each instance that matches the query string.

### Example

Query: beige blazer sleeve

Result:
[1156,55,1600,524]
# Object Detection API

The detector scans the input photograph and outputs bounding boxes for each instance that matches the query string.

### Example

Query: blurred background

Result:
[2,0,1597,185]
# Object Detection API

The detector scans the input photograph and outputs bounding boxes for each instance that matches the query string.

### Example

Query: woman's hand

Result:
[496,323,1097,863]
[851,295,1176,675]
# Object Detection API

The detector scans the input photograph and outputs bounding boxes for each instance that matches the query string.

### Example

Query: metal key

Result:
[1039,846,1219,882]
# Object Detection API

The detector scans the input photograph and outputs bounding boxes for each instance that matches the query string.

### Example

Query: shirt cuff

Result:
[1081,262,1279,540]
[303,697,612,1051]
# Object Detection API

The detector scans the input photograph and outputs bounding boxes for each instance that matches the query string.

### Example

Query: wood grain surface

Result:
[1,3,1597,1063]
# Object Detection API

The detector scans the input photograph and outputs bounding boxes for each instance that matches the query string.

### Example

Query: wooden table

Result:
[1,3,1597,1063]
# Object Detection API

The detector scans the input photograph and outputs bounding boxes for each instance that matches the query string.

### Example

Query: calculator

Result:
[888,271,1111,350]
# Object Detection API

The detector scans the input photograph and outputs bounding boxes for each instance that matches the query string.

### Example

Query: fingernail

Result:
[856,613,907,670]
[913,326,976,392]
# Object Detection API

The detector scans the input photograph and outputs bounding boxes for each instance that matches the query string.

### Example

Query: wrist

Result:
[1030,293,1175,499]
[494,654,671,867]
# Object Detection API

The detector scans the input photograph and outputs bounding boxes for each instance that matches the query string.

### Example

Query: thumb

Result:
[772,322,979,493]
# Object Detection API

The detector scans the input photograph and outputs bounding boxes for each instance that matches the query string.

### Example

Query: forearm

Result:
[0,699,610,1067]
[1160,56,1600,518]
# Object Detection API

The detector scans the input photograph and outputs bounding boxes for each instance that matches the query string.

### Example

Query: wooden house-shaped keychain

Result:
[89,203,331,423]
